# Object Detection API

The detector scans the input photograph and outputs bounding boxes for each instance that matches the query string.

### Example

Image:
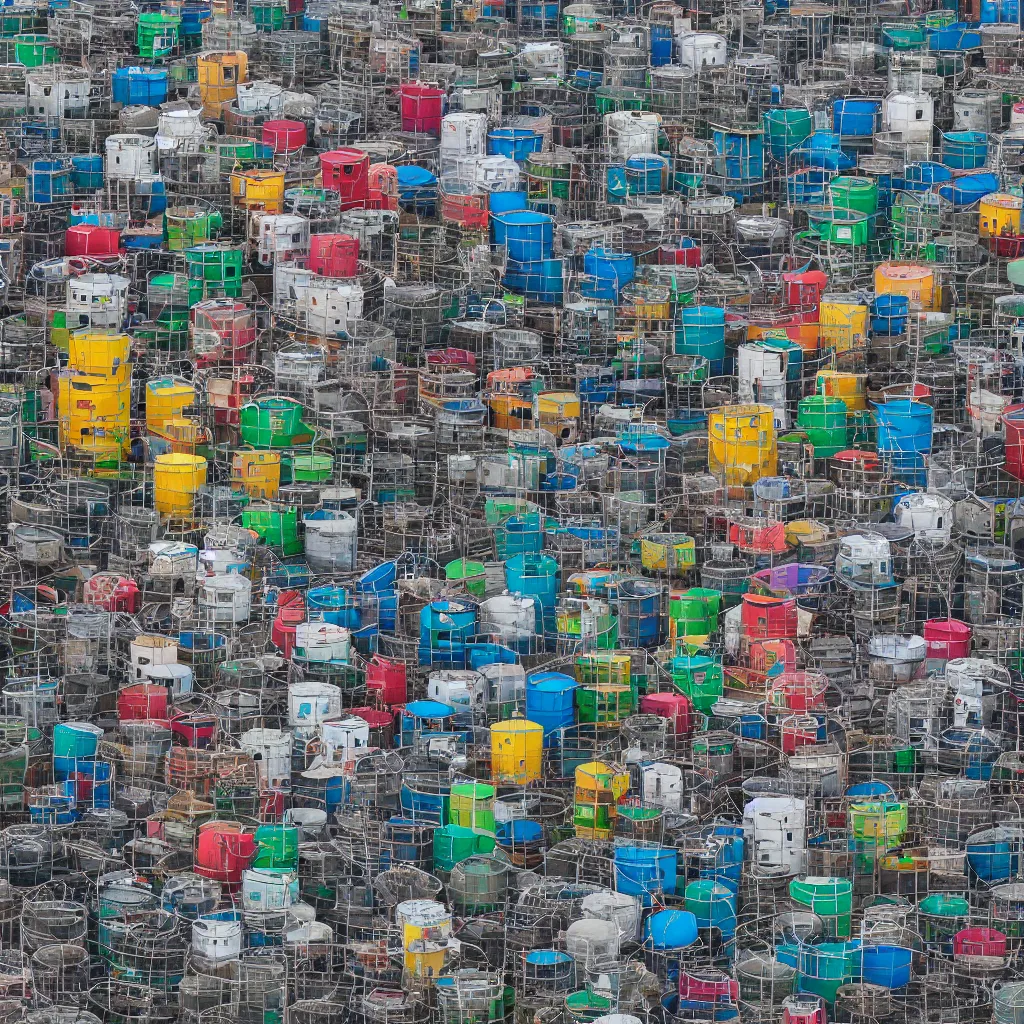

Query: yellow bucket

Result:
[147,377,197,435]
[58,371,131,453]
[874,261,937,311]
[231,169,286,212]
[231,450,281,499]
[819,297,868,354]
[197,50,248,117]
[979,193,1022,239]
[153,453,208,515]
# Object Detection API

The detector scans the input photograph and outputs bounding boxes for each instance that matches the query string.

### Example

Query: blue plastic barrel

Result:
[71,154,103,190]
[582,247,635,302]
[675,305,726,361]
[30,159,71,203]
[503,258,563,303]
[396,165,437,215]
[112,66,168,107]
[644,908,699,949]
[505,553,559,632]
[615,845,678,907]
[860,945,913,988]
[487,127,543,162]
[651,24,672,65]
[617,578,663,647]
[526,671,577,744]
[802,131,856,171]
[875,399,934,485]
[871,294,910,336]
[787,168,834,205]
[53,721,103,777]
[625,154,667,193]
[938,171,1000,206]
[137,176,167,217]
[941,131,988,169]
[832,98,881,137]
[901,161,952,191]
[497,210,554,262]
[489,191,529,244]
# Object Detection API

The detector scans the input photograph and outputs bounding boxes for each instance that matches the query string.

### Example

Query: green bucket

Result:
[670,654,724,712]
[445,558,488,598]
[252,824,299,870]
[449,782,496,834]
[829,175,879,216]
[670,587,722,637]
[797,395,848,458]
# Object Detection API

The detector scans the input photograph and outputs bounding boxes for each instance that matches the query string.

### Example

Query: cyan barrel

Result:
[53,721,104,777]
[832,98,881,137]
[582,247,635,302]
[796,941,857,1002]
[505,552,559,632]
[685,879,737,939]
[675,305,726,361]
[763,108,813,160]
[941,130,988,169]
[497,210,555,262]
[875,399,933,485]
[487,128,543,162]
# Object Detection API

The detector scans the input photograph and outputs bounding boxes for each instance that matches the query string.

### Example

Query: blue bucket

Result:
[625,154,667,193]
[71,154,103,190]
[112,66,168,107]
[941,131,988,169]
[505,553,559,626]
[487,127,543,162]
[787,168,834,205]
[497,210,554,262]
[644,909,699,949]
[938,171,999,206]
[615,846,678,907]
[928,23,981,49]
[676,305,726,360]
[802,131,856,171]
[859,945,913,988]
[901,161,951,191]
[871,294,910,335]
[833,98,881,137]
[582,247,635,302]
[651,23,673,64]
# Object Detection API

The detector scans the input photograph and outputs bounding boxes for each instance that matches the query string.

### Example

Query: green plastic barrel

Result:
[186,244,244,299]
[241,505,303,556]
[290,453,334,483]
[797,395,848,458]
[670,654,723,712]
[14,33,56,65]
[790,877,853,938]
[136,12,180,58]
[250,0,285,31]
[806,208,870,246]
[252,824,299,870]
[445,558,487,598]
[670,587,722,638]
[575,683,637,725]
[433,824,496,871]
[829,175,878,216]
[595,87,651,115]
[762,108,813,161]
[797,941,854,1003]
[449,782,496,833]
[918,893,969,949]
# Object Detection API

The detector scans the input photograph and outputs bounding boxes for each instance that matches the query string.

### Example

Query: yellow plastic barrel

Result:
[58,371,131,453]
[67,331,131,378]
[979,193,1022,240]
[197,50,248,117]
[708,403,777,486]
[816,370,867,412]
[818,296,868,354]
[154,453,208,515]
[490,719,543,784]
[230,168,286,212]
[147,377,197,435]
[231,450,281,499]
[874,261,937,311]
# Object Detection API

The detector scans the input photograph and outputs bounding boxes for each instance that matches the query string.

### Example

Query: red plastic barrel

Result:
[953,927,1006,957]
[170,710,217,748]
[195,822,256,889]
[262,119,307,153]
[272,590,305,658]
[349,705,396,748]
[442,190,488,228]
[65,225,120,257]
[640,692,693,736]
[366,655,407,706]
[307,233,359,277]
[118,683,168,721]
[400,83,445,136]
[320,149,370,209]
[923,618,972,665]
[1004,404,1024,480]
[741,593,797,640]
[368,163,398,212]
